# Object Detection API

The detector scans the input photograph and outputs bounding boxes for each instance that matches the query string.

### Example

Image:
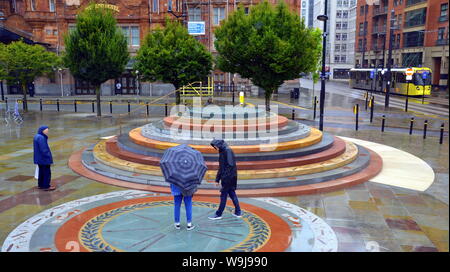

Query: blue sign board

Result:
[422,71,429,80]
[188,22,205,36]
[370,70,375,79]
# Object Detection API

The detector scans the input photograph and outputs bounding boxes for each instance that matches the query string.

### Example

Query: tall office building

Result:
[300,0,358,80]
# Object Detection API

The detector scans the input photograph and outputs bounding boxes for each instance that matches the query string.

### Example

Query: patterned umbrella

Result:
[160,144,207,196]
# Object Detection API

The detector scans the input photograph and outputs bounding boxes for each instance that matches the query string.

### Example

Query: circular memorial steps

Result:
[69,106,383,197]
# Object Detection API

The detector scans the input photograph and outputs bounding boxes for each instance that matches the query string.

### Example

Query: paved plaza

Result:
[0,89,448,252]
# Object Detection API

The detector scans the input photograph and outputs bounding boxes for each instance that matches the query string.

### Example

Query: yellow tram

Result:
[349,67,432,96]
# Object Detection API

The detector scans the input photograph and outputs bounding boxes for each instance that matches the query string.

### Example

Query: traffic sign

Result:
[405,68,414,76]
[406,75,413,81]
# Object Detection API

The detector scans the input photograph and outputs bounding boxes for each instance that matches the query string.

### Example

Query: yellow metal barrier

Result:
[180,77,214,97]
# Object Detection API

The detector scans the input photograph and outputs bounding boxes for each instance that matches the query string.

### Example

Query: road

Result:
[299,78,449,119]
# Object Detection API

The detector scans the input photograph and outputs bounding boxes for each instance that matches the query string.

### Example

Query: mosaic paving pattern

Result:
[1,190,337,252]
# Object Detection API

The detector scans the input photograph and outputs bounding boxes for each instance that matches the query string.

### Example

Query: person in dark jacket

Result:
[33,126,55,191]
[208,139,241,220]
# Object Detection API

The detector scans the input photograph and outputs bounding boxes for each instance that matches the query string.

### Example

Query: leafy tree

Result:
[63,3,129,116]
[0,40,61,111]
[134,19,213,104]
[215,0,322,110]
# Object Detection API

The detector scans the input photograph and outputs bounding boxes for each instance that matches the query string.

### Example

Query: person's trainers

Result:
[43,186,56,191]
[208,215,222,220]
[174,223,181,230]
[233,213,242,218]
[186,223,195,231]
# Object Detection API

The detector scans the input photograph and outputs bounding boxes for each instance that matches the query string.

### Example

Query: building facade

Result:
[354,0,449,88]
[300,0,358,81]
[0,0,303,96]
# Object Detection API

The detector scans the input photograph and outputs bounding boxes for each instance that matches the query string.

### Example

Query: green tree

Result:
[63,3,129,116]
[0,40,61,111]
[134,19,213,105]
[215,0,322,110]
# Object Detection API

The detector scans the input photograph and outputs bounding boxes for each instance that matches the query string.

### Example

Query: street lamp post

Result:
[317,0,329,132]
[385,9,396,109]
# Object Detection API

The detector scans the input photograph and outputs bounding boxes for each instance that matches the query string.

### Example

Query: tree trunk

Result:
[96,85,101,117]
[21,82,28,112]
[265,90,272,112]
[174,84,181,105]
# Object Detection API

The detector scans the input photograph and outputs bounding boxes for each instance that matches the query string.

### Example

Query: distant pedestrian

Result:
[33,126,55,191]
[208,139,241,220]
[204,97,214,107]
[171,183,195,230]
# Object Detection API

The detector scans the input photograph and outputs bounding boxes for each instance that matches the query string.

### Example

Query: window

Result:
[343,11,348,18]
[121,26,140,47]
[337,11,342,18]
[440,3,448,21]
[168,0,172,11]
[341,44,347,51]
[335,55,341,63]
[49,0,55,12]
[336,33,341,40]
[46,29,52,35]
[213,7,225,25]
[340,55,347,63]
[358,39,363,51]
[188,7,201,21]
[152,0,159,13]
[437,27,445,40]
[30,0,36,11]
[336,22,341,30]
[335,44,340,51]
[403,31,424,47]
[359,23,364,35]
[244,7,250,15]
[342,33,348,40]
[342,22,348,29]
[404,8,426,28]
[360,6,364,15]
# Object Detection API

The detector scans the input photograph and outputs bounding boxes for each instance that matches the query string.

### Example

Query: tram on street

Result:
[349,67,432,96]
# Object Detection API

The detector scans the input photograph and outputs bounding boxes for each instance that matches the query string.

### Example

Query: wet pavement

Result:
[0,85,448,252]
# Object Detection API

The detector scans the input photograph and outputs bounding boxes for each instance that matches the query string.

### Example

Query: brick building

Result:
[0,0,301,96]
[354,0,449,89]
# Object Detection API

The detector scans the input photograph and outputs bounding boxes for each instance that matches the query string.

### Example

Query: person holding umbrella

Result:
[160,144,207,230]
[208,139,242,220]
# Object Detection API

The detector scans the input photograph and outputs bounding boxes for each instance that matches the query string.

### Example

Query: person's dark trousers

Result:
[37,165,51,189]
[216,189,241,217]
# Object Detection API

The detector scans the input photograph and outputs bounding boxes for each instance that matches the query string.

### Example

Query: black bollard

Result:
[423,120,428,139]
[369,96,374,123]
[440,123,444,144]
[39,98,43,112]
[354,104,359,131]
[292,109,295,120]
[5,97,8,111]
[128,101,131,114]
[110,101,113,114]
[74,100,77,112]
[365,92,368,110]
[165,103,168,117]
[409,118,414,135]
[92,101,95,113]
[381,115,386,132]
[146,102,149,116]
[57,99,60,112]
[313,96,317,119]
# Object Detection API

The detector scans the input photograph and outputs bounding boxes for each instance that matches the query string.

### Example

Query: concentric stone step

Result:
[140,121,311,145]
[163,115,289,132]
[188,105,268,119]
[117,132,336,161]
[78,142,373,191]
[105,136,346,170]
[128,127,323,153]
[93,139,358,179]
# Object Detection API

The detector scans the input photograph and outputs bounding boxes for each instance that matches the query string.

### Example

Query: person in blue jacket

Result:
[171,183,194,230]
[33,126,55,191]
[208,139,241,220]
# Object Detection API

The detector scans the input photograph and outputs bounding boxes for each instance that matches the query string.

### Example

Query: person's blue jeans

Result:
[174,195,193,223]
[37,165,51,189]
[216,189,241,217]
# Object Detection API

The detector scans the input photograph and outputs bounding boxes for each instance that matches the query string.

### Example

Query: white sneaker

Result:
[208,215,222,220]
[186,223,195,231]
[233,213,242,218]
[174,223,181,230]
